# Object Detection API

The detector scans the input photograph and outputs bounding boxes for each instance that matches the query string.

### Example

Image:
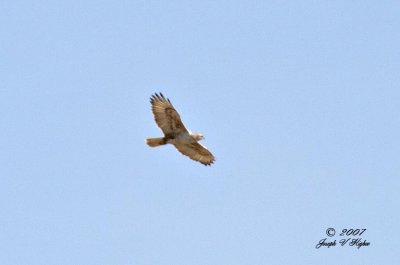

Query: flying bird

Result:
[146,93,215,166]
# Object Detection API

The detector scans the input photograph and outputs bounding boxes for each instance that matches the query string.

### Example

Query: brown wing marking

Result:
[173,141,215,166]
[150,93,188,135]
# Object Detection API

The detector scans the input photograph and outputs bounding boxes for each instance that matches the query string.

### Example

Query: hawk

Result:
[146,93,215,166]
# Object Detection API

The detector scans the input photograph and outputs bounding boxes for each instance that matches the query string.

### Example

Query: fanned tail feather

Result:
[146,137,166,147]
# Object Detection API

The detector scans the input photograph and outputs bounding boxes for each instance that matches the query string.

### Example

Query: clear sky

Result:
[1,1,399,264]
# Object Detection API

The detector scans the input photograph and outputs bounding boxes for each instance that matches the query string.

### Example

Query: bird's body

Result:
[146,93,215,166]
[146,132,199,147]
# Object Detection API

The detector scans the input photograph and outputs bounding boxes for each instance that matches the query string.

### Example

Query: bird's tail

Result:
[146,137,167,147]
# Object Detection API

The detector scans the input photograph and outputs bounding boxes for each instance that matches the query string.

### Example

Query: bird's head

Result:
[191,132,205,141]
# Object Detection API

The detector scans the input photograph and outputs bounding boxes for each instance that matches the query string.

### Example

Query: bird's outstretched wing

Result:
[173,141,215,166]
[150,93,188,135]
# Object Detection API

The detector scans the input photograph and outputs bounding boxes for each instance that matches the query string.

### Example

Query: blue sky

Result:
[1,1,399,264]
